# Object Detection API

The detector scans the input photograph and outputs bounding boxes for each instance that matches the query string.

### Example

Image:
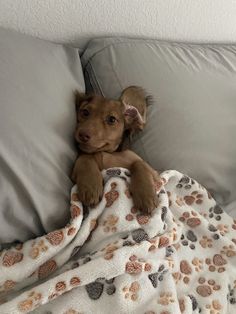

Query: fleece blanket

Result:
[0,168,236,314]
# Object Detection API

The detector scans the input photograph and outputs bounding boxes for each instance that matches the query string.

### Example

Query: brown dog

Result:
[71,86,159,213]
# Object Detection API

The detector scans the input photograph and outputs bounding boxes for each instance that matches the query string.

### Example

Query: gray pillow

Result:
[82,37,236,212]
[0,28,84,243]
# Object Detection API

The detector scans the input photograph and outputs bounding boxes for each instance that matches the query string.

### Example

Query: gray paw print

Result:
[86,277,116,300]
[176,175,195,190]
[148,264,168,288]
[180,230,197,250]
[209,205,223,221]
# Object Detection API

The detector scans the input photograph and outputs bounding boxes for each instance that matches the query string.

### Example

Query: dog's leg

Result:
[129,160,159,214]
[101,150,159,214]
[72,155,103,207]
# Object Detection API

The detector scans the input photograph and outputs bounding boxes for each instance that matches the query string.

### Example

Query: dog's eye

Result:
[106,115,117,125]
[80,109,90,117]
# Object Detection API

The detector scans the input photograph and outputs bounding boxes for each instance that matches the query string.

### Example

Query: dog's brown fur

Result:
[72,86,159,213]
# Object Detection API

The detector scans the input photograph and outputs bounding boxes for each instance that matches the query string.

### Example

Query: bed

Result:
[0,2,236,313]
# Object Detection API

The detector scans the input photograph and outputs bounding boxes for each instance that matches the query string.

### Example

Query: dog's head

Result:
[74,86,150,153]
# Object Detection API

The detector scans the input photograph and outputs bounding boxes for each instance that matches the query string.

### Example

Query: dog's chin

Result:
[77,142,118,154]
[77,142,105,153]
[77,144,97,153]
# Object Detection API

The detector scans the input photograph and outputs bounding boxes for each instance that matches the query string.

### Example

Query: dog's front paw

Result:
[131,183,158,214]
[77,174,103,207]
[130,160,159,214]
[130,162,159,214]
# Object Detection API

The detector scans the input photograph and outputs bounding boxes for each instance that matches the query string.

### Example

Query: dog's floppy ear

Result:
[120,86,151,132]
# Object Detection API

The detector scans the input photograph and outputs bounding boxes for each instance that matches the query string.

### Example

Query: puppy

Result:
[72,86,159,214]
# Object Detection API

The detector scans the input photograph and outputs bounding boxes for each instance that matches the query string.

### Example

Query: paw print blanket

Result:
[0,168,236,314]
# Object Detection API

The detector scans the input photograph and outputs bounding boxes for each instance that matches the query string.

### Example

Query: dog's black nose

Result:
[79,131,90,143]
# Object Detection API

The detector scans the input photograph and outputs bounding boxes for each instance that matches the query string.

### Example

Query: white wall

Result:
[0,0,236,50]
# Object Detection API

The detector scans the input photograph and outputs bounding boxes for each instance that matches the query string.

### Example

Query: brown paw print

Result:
[55,281,67,292]
[125,255,152,275]
[46,229,64,246]
[105,182,119,207]
[70,277,81,287]
[122,281,140,301]
[38,259,57,279]
[126,207,138,221]
[102,214,119,233]
[146,235,169,253]
[217,224,229,236]
[220,245,236,258]
[1,280,16,293]
[179,260,192,284]
[172,271,191,285]
[192,258,203,272]
[29,239,48,259]
[126,207,151,225]
[199,235,213,248]
[71,204,81,219]
[101,243,119,260]
[67,226,77,236]
[172,272,181,284]
[179,211,201,228]
[205,254,227,273]
[50,278,80,303]
[158,292,175,306]
[205,300,222,314]
[184,191,204,205]
[158,236,170,248]
[48,281,67,302]
[2,250,23,267]
[18,291,42,313]
[196,277,221,297]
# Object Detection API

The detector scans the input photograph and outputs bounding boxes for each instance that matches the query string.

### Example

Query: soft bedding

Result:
[0,168,236,313]
[82,37,236,211]
[0,27,84,244]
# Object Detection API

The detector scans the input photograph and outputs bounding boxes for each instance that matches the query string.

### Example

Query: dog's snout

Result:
[79,131,91,143]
